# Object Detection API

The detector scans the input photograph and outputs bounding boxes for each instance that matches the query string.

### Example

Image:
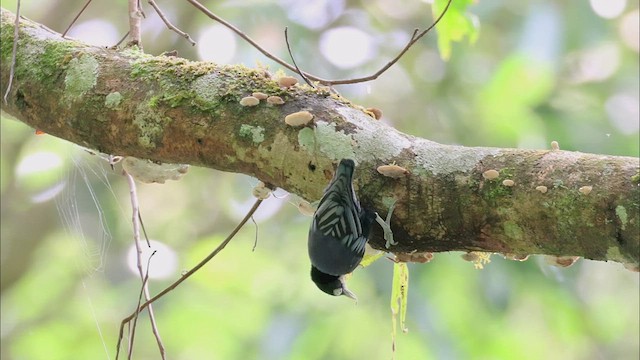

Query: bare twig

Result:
[344,0,453,85]
[128,250,156,360]
[137,0,147,19]
[251,215,258,252]
[61,0,92,37]
[185,0,299,71]
[147,0,196,46]
[185,0,452,86]
[113,31,131,48]
[3,0,20,105]
[138,212,151,247]
[284,27,314,87]
[116,199,263,357]
[122,171,165,360]
[127,0,143,46]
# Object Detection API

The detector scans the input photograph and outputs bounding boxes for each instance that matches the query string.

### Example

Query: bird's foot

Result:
[375,199,397,248]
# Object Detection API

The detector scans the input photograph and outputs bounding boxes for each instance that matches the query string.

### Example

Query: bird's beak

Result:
[339,278,358,302]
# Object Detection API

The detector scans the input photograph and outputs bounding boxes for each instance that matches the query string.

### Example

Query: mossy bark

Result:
[1,8,638,266]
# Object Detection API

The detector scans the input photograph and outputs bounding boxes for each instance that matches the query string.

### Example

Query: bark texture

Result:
[1,8,638,266]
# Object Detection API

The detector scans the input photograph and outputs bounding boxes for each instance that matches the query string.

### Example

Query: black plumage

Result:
[308,159,376,300]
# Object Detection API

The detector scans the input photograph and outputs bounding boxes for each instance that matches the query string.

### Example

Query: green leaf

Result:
[433,0,479,60]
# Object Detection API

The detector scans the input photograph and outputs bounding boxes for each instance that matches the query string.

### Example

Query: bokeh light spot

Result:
[618,10,640,52]
[16,152,63,177]
[319,27,376,69]
[127,240,178,280]
[67,19,120,47]
[197,25,237,64]
[605,93,640,135]
[590,0,627,19]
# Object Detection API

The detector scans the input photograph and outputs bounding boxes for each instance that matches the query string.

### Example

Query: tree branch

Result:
[1,8,638,266]
[127,0,142,46]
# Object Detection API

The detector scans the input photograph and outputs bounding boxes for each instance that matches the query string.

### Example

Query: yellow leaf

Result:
[390,262,410,355]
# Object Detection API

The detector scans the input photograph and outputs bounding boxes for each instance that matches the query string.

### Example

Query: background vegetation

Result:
[1,0,638,359]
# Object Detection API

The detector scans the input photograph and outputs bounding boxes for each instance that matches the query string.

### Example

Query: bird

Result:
[308,159,377,300]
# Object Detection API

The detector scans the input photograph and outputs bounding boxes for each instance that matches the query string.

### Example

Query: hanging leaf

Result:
[390,261,409,356]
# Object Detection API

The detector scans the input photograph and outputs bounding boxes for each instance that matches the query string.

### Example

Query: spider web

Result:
[53,147,126,359]
[55,149,122,274]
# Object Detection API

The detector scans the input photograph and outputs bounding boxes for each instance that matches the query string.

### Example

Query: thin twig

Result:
[137,0,147,19]
[127,0,143,46]
[128,250,157,360]
[147,0,196,46]
[113,31,131,48]
[284,27,314,87]
[3,0,20,105]
[138,211,151,247]
[122,171,165,360]
[116,199,263,357]
[61,0,92,37]
[185,0,452,86]
[251,215,258,252]
[343,0,453,85]
[185,0,311,78]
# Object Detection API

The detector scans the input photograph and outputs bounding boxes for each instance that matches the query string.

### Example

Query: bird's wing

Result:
[313,192,367,255]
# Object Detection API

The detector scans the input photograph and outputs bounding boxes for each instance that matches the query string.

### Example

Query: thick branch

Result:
[1,9,638,265]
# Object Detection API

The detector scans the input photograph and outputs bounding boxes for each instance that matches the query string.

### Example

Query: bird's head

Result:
[310,266,358,301]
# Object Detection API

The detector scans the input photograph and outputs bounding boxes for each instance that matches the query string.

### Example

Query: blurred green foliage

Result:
[1,0,638,359]
[433,0,479,60]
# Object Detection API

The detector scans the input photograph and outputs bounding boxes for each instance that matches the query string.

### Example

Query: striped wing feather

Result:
[313,181,367,255]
